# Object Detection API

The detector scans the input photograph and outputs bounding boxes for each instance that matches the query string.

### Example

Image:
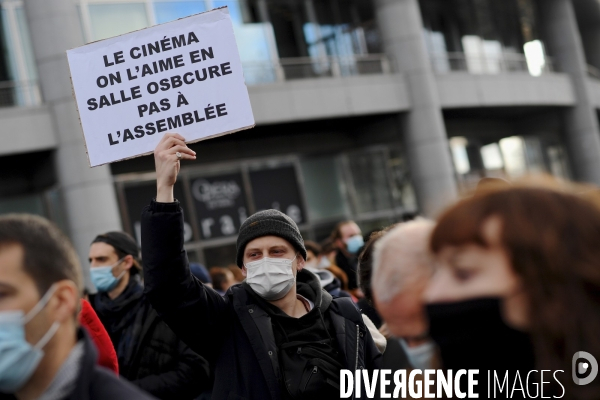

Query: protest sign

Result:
[67,7,255,167]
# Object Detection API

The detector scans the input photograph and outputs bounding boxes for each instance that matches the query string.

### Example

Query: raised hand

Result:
[154,133,196,202]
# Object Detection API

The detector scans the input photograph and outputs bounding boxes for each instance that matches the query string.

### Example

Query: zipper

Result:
[354,324,360,370]
[302,366,318,391]
[353,324,360,400]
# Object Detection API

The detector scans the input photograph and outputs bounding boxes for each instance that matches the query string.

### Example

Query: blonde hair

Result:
[372,220,435,303]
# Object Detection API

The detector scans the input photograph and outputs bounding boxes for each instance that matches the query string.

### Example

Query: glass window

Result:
[14,7,36,80]
[499,136,527,178]
[13,7,40,105]
[547,146,570,179]
[0,4,41,106]
[89,3,149,41]
[481,143,504,171]
[388,148,417,211]
[450,137,471,175]
[249,165,306,224]
[154,1,206,24]
[420,0,547,75]
[234,23,279,84]
[523,40,548,76]
[345,150,394,214]
[0,194,45,216]
[212,1,242,25]
[300,156,349,221]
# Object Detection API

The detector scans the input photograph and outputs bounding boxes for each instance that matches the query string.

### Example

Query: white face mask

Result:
[317,257,331,269]
[245,255,297,301]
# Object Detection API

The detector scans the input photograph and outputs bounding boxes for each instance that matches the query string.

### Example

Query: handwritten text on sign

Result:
[67,7,254,167]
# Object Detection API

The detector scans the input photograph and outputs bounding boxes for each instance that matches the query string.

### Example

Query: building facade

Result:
[1,0,600,274]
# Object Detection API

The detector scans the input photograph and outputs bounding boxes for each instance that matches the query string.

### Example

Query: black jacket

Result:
[123,306,211,398]
[91,280,211,400]
[141,200,382,400]
[335,250,359,290]
[0,329,155,400]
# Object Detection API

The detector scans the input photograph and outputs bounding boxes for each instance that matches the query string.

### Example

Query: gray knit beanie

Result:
[236,209,306,268]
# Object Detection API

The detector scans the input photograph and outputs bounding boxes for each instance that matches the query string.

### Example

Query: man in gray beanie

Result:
[140,133,382,400]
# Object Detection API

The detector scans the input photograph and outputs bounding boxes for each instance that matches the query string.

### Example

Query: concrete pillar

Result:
[23,0,122,293]
[374,0,458,216]
[539,0,600,184]
[581,26,600,72]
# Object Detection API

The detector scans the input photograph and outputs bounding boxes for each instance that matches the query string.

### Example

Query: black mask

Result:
[426,298,536,397]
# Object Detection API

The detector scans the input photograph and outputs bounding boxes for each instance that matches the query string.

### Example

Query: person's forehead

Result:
[89,242,118,258]
[340,222,360,236]
[245,235,293,250]
[0,243,37,291]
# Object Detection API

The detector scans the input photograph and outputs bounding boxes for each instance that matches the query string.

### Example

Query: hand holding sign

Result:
[67,7,254,167]
[155,133,195,203]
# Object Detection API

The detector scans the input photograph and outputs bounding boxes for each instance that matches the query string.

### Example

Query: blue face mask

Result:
[0,284,60,393]
[345,235,364,254]
[90,258,126,292]
[399,339,436,370]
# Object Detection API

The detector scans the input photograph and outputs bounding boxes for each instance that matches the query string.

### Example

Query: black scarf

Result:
[93,276,150,370]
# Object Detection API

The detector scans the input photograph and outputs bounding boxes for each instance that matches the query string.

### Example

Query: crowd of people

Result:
[1,133,600,399]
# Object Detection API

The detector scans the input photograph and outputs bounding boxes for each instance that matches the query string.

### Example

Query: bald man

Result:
[371,220,436,370]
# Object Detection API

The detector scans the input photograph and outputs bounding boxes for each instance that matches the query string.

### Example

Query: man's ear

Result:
[241,266,247,277]
[122,254,134,270]
[296,254,305,272]
[50,280,79,323]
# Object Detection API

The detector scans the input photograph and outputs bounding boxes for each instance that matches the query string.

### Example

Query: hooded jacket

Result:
[141,200,382,400]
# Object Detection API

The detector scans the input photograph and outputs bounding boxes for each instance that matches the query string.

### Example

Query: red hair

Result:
[431,185,600,398]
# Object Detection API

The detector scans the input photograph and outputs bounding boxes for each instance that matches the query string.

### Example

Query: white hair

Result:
[371,219,435,304]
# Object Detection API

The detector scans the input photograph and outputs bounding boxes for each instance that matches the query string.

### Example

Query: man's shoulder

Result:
[88,367,156,400]
[329,297,362,322]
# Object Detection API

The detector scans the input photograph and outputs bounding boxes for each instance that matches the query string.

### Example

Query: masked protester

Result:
[330,221,364,298]
[88,231,210,400]
[425,185,600,399]
[303,241,350,299]
[305,240,386,354]
[0,214,153,400]
[141,133,382,400]
[371,221,437,371]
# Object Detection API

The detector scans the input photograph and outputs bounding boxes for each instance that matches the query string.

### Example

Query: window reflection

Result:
[153,1,206,24]
[0,3,41,106]
[300,156,349,221]
[346,150,394,214]
[89,3,149,41]
[81,0,384,84]
[419,0,549,76]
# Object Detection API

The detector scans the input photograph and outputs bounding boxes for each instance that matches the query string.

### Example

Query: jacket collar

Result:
[296,269,333,311]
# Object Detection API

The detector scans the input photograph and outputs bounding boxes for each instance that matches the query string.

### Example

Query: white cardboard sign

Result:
[67,7,255,167]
